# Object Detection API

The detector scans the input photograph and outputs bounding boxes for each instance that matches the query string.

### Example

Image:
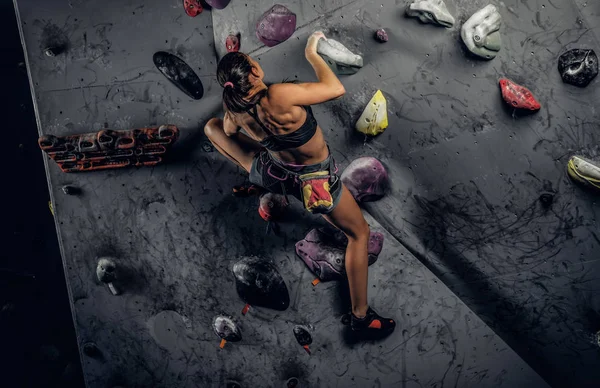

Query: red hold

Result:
[499,78,541,111]
[226,34,240,53]
[184,0,202,17]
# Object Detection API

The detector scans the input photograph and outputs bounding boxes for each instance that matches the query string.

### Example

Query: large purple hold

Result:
[341,157,389,202]
[256,4,297,47]
[205,0,230,9]
[295,227,384,282]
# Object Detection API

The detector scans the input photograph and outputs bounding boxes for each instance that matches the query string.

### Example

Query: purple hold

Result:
[341,157,389,202]
[295,227,384,282]
[375,29,388,43]
[256,4,297,47]
[205,0,230,9]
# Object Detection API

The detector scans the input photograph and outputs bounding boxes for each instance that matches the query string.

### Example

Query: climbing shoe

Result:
[344,307,396,334]
[568,156,600,190]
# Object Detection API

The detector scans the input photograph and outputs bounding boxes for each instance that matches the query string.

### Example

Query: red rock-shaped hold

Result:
[226,34,240,53]
[256,4,297,47]
[258,193,289,221]
[184,0,202,17]
[499,78,541,111]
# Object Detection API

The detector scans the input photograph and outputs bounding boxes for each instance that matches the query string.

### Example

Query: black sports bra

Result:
[247,104,318,152]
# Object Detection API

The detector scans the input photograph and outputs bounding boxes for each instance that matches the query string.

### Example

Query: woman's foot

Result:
[350,306,396,334]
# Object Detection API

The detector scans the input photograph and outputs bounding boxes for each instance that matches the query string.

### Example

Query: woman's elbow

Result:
[333,85,346,99]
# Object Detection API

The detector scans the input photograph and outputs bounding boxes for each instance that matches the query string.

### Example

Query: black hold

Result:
[82,342,101,358]
[226,381,242,388]
[539,193,553,208]
[213,315,242,342]
[62,185,81,195]
[44,46,65,57]
[153,51,204,99]
[201,141,215,152]
[286,377,299,388]
[293,325,312,347]
[232,256,290,311]
[558,49,599,88]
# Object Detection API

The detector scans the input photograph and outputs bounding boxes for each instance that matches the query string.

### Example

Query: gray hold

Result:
[461,5,502,60]
[406,0,455,28]
[213,315,242,342]
[317,36,363,75]
[96,257,119,295]
[558,49,598,88]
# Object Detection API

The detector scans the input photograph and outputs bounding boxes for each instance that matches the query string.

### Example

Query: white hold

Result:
[96,257,120,295]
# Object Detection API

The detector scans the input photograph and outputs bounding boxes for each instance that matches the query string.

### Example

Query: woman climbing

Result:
[204,31,395,335]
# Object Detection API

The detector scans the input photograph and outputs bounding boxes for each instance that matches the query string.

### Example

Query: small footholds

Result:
[62,185,81,195]
[539,193,553,208]
[82,342,101,358]
[96,257,120,295]
[375,29,388,43]
[226,33,241,53]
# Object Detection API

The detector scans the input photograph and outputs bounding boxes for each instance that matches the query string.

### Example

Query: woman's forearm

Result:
[306,52,344,89]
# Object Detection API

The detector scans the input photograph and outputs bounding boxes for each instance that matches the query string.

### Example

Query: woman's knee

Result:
[204,118,224,139]
[347,219,370,243]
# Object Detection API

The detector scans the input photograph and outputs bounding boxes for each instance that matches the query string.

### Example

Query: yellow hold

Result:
[48,201,54,216]
[355,90,388,136]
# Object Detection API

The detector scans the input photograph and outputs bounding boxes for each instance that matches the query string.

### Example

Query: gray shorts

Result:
[249,149,343,214]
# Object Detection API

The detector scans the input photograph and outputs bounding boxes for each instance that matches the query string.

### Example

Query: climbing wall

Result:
[14,0,599,387]
[214,0,600,386]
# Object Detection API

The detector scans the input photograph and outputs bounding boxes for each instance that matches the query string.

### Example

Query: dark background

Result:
[1,1,83,386]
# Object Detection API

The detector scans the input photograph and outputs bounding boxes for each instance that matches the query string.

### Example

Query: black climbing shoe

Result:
[345,307,396,334]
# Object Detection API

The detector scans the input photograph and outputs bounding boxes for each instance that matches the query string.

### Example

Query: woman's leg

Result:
[323,184,395,333]
[204,118,263,172]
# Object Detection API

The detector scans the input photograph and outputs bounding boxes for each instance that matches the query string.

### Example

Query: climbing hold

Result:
[225,381,242,388]
[258,192,289,222]
[341,157,389,202]
[558,49,599,88]
[206,0,231,9]
[375,29,388,43]
[96,257,119,295]
[295,227,384,282]
[213,315,242,346]
[232,256,290,311]
[153,51,204,100]
[317,37,364,75]
[286,378,299,388]
[62,185,81,195]
[539,193,554,208]
[293,325,312,354]
[44,46,63,57]
[461,5,502,60]
[355,90,388,136]
[498,78,541,111]
[82,342,102,358]
[183,0,202,17]
[568,156,600,190]
[406,0,455,28]
[226,33,241,53]
[256,5,297,47]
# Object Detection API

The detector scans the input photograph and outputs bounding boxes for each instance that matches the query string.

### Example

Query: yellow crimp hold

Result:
[355,90,388,136]
[568,156,600,190]
[48,201,54,216]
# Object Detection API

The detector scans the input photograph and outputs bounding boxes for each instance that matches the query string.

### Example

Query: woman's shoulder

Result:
[267,83,299,107]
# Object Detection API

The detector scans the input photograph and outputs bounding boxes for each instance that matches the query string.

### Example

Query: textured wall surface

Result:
[14,0,600,387]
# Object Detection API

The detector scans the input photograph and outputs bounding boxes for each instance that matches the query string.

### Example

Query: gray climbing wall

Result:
[14,0,599,387]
